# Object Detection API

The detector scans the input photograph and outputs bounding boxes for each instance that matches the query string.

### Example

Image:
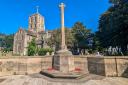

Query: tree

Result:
[47,28,74,51]
[47,22,92,55]
[92,32,104,52]
[47,29,61,51]
[27,38,37,56]
[98,0,128,55]
[109,0,128,4]
[72,22,92,54]
[0,34,14,52]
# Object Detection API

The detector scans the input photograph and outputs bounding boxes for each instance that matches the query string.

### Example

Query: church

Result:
[13,10,51,56]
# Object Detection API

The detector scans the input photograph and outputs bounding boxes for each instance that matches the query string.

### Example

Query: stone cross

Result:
[59,3,67,50]
[36,6,39,13]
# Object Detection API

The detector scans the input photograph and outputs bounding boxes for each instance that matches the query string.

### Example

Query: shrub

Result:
[38,48,54,56]
[45,48,54,55]
[27,38,37,56]
[38,48,47,56]
[28,46,36,56]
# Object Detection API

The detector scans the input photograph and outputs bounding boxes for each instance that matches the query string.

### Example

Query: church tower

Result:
[28,6,45,32]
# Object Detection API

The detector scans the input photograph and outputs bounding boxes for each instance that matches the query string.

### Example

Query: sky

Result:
[0,0,111,34]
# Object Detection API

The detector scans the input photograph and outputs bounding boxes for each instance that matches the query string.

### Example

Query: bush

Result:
[45,48,54,55]
[27,38,37,56]
[38,48,53,56]
[38,48,47,56]
[28,46,36,56]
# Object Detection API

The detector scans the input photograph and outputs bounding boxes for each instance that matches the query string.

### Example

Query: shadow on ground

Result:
[0,78,6,83]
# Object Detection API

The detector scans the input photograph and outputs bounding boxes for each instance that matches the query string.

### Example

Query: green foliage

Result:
[72,22,91,48]
[2,48,10,53]
[48,29,61,50]
[38,48,53,56]
[46,48,54,54]
[47,28,74,50]
[47,22,93,55]
[38,48,47,56]
[109,0,127,4]
[98,0,128,55]
[0,34,14,51]
[5,34,14,51]
[92,32,102,52]
[27,38,37,56]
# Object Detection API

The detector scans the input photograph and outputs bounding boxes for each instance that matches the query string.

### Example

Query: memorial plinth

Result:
[53,49,74,73]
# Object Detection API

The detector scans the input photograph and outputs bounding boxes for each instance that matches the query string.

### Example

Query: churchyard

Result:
[0,0,128,85]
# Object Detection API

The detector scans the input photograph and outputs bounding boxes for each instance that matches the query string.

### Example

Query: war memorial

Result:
[0,2,128,85]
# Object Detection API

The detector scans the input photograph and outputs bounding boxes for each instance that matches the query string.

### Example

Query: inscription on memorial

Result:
[61,56,68,66]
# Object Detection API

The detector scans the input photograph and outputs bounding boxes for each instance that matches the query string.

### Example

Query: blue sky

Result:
[0,0,111,34]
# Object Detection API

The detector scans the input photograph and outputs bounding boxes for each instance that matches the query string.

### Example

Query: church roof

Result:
[17,28,26,34]
[27,30,37,37]
[16,28,37,37]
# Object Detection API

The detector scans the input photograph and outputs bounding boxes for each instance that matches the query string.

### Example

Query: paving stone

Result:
[0,75,128,85]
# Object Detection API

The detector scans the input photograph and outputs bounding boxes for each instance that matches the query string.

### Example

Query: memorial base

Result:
[53,49,74,73]
[40,70,86,79]
[41,49,86,79]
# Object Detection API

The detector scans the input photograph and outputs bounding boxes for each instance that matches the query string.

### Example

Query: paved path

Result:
[0,74,128,85]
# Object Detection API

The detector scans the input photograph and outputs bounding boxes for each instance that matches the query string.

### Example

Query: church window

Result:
[35,24,36,28]
[30,25,32,28]
[33,16,35,23]
[35,16,37,23]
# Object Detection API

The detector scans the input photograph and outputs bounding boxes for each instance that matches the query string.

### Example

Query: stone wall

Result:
[0,56,52,76]
[87,56,128,77]
[87,57,105,76]
[116,57,128,77]
[0,56,128,77]
[74,56,88,74]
